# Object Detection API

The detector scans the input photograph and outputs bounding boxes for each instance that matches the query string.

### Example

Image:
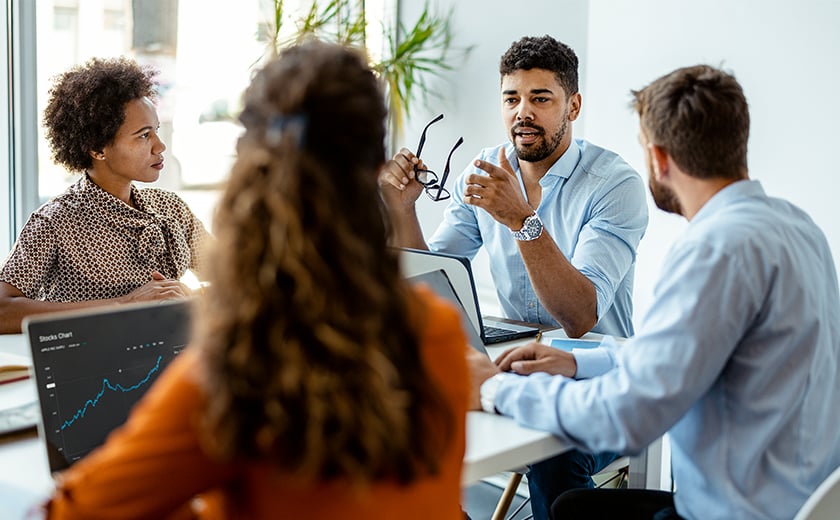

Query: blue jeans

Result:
[527,450,620,520]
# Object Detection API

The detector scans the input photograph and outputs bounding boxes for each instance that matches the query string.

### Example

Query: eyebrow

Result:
[502,88,555,96]
[130,125,155,136]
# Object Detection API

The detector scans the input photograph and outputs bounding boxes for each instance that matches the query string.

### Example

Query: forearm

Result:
[518,233,597,337]
[388,207,428,250]
[0,296,120,334]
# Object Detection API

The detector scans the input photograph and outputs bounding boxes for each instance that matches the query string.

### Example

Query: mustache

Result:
[512,122,545,134]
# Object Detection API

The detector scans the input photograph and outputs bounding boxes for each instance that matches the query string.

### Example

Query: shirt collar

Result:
[80,174,155,216]
[506,138,582,183]
[692,179,764,223]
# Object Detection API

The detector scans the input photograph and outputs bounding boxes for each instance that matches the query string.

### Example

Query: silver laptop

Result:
[406,269,488,356]
[400,248,539,344]
[23,300,192,473]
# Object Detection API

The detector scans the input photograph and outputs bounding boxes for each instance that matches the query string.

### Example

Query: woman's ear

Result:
[90,150,105,161]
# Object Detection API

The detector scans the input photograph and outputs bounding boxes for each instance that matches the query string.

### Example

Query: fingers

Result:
[151,270,166,281]
[379,148,420,190]
[495,343,576,377]
[495,343,539,371]
[473,149,515,179]
[498,147,514,174]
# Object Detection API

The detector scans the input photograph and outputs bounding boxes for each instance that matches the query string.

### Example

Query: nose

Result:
[516,100,534,122]
[152,132,166,154]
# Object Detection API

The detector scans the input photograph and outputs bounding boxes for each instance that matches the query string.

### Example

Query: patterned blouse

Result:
[0,174,210,302]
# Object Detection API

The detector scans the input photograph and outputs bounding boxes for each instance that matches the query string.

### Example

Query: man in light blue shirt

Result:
[470,64,840,520]
[379,35,648,518]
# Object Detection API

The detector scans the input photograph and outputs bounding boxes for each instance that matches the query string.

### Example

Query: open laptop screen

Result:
[24,300,192,472]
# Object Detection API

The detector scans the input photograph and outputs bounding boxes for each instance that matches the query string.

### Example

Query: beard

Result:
[511,112,568,163]
[648,166,682,216]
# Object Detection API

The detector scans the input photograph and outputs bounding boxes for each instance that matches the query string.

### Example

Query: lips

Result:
[513,124,543,144]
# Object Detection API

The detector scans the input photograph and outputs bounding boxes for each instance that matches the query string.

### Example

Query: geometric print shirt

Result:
[0,174,210,302]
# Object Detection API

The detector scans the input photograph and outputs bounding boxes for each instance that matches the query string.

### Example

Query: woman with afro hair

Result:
[0,56,210,333]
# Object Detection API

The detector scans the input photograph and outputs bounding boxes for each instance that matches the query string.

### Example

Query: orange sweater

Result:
[46,286,469,519]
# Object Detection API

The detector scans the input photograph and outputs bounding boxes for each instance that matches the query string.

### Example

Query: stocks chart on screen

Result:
[26,300,191,471]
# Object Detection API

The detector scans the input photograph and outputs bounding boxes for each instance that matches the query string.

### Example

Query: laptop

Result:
[406,269,488,356]
[400,248,540,344]
[23,299,192,473]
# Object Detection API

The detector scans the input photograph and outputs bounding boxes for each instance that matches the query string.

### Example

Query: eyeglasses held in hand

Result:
[414,114,464,202]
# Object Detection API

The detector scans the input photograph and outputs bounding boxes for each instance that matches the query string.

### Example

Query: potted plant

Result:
[259,0,471,152]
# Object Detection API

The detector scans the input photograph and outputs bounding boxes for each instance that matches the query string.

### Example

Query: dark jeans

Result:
[527,450,620,520]
[550,488,683,520]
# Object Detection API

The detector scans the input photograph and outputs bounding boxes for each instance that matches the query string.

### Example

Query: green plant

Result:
[261,0,470,151]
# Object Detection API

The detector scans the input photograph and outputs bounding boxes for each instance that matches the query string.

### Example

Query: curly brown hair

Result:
[500,35,579,95]
[42,56,158,172]
[199,41,453,484]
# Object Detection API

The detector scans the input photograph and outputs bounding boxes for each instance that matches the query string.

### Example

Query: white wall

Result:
[584,0,840,327]
[401,0,840,327]
[397,0,590,313]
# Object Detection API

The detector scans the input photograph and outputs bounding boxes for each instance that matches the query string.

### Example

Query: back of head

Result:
[42,56,157,172]
[632,65,749,180]
[201,41,451,484]
[500,35,579,95]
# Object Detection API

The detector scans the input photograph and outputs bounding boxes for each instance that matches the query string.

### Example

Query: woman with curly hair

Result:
[44,41,470,519]
[0,56,209,333]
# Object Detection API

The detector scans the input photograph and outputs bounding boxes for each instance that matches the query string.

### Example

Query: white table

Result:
[0,333,571,493]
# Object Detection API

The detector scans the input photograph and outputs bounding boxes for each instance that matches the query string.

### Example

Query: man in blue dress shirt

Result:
[379,35,649,519]
[468,64,840,520]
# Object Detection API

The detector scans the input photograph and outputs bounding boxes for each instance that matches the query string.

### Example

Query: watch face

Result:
[514,214,543,241]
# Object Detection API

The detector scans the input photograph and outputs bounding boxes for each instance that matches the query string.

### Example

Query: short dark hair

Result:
[632,65,749,180]
[42,56,158,173]
[499,35,579,95]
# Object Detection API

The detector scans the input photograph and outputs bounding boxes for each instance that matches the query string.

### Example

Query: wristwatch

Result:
[511,212,543,241]
[480,373,507,414]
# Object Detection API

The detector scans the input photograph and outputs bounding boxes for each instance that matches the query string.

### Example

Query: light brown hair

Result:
[632,64,749,180]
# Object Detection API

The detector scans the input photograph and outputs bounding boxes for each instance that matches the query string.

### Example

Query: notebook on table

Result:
[23,299,192,473]
[400,248,540,345]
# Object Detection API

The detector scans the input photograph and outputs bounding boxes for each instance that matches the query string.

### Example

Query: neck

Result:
[87,170,133,206]
[677,176,745,221]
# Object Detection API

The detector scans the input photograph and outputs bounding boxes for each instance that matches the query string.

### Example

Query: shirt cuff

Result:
[572,347,614,379]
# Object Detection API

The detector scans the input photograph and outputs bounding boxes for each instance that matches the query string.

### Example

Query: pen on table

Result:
[535,330,542,343]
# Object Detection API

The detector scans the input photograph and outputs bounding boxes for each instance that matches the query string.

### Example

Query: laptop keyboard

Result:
[483,324,514,339]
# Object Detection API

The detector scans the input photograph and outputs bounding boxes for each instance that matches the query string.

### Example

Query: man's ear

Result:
[568,92,582,121]
[649,144,669,179]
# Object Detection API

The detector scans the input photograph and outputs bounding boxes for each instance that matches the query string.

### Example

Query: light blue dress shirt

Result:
[428,139,648,337]
[492,180,840,519]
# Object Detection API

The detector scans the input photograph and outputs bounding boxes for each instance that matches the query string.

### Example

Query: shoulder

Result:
[575,139,639,180]
[410,285,467,352]
[31,179,89,221]
[136,187,195,218]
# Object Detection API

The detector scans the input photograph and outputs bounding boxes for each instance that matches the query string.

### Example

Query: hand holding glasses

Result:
[414,114,464,202]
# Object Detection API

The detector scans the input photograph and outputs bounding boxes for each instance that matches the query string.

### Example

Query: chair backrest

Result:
[794,465,840,520]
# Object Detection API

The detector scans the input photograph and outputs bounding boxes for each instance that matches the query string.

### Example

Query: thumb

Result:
[151,271,166,281]
[498,147,516,176]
